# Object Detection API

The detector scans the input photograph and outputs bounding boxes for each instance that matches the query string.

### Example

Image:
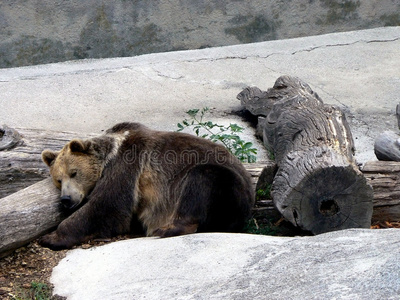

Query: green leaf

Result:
[200,107,209,116]
[247,155,257,163]
[187,109,199,118]
[229,123,244,133]
[205,121,214,128]
[249,148,258,154]
[243,142,253,149]
[177,107,258,163]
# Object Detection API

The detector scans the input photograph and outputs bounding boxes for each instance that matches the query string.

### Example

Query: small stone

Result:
[0,287,11,294]
[22,283,31,289]
[81,244,91,249]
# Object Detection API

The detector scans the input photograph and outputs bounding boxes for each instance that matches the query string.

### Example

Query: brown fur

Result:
[39,122,255,250]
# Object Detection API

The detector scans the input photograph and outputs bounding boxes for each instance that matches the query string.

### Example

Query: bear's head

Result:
[42,139,103,210]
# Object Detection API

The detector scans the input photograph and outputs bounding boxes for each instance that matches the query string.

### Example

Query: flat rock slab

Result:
[51,229,400,300]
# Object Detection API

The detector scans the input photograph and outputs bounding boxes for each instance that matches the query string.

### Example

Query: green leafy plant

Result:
[244,218,279,236]
[256,184,272,201]
[11,282,51,300]
[177,107,257,163]
[30,282,51,300]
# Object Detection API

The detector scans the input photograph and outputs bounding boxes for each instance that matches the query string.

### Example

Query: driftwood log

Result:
[0,178,65,258]
[0,126,95,257]
[238,75,373,234]
[1,158,399,257]
[1,121,400,256]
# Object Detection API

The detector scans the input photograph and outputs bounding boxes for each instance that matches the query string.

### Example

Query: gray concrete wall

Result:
[1,0,399,68]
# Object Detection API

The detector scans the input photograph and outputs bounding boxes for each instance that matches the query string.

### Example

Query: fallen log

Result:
[362,161,400,223]
[0,124,280,257]
[0,178,66,258]
[0,162,279,258]
[2,122,400,257]
[252,161,400,225]
[238,75,373,234]
[1,158,400,257]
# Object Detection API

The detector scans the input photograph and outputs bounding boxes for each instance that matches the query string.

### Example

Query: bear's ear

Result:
[42,150,58,167]
[69,139,92,153]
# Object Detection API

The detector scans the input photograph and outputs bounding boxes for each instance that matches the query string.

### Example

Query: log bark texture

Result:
[374,130,400,162]
[0,178,66,258]
[0,126,95,199]
[362,161,400,223]
[238,75,374,234]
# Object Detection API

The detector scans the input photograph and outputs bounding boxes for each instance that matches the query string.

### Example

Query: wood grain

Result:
[239,76,373,234]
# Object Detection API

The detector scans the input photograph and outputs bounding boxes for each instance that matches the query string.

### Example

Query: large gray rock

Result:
[51,229,400,299]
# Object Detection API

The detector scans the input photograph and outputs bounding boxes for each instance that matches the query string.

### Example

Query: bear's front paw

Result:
[38,232,74,251]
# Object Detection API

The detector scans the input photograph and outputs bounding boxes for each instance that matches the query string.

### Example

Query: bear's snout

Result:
[60,195,75,210]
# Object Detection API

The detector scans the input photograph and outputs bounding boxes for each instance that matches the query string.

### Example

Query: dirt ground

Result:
[0,240,66,300]
[0,223,398,300]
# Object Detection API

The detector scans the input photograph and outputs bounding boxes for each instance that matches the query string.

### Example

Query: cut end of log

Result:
[272,150,374,235]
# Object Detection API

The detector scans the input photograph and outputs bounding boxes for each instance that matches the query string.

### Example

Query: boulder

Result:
[51,229,400,299]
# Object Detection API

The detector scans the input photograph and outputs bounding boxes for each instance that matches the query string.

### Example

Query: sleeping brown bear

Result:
[39,122,255,250]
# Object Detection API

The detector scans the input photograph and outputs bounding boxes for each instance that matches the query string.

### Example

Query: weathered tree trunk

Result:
[0,178,66,258]
[0,126,94,257]
[362,161,400,223]
[0,154,399,257]
[252,161,400,224]
[238,75,374,234]
[374,131,400,162]
[0,126,95,198]
[3,121,400,256]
